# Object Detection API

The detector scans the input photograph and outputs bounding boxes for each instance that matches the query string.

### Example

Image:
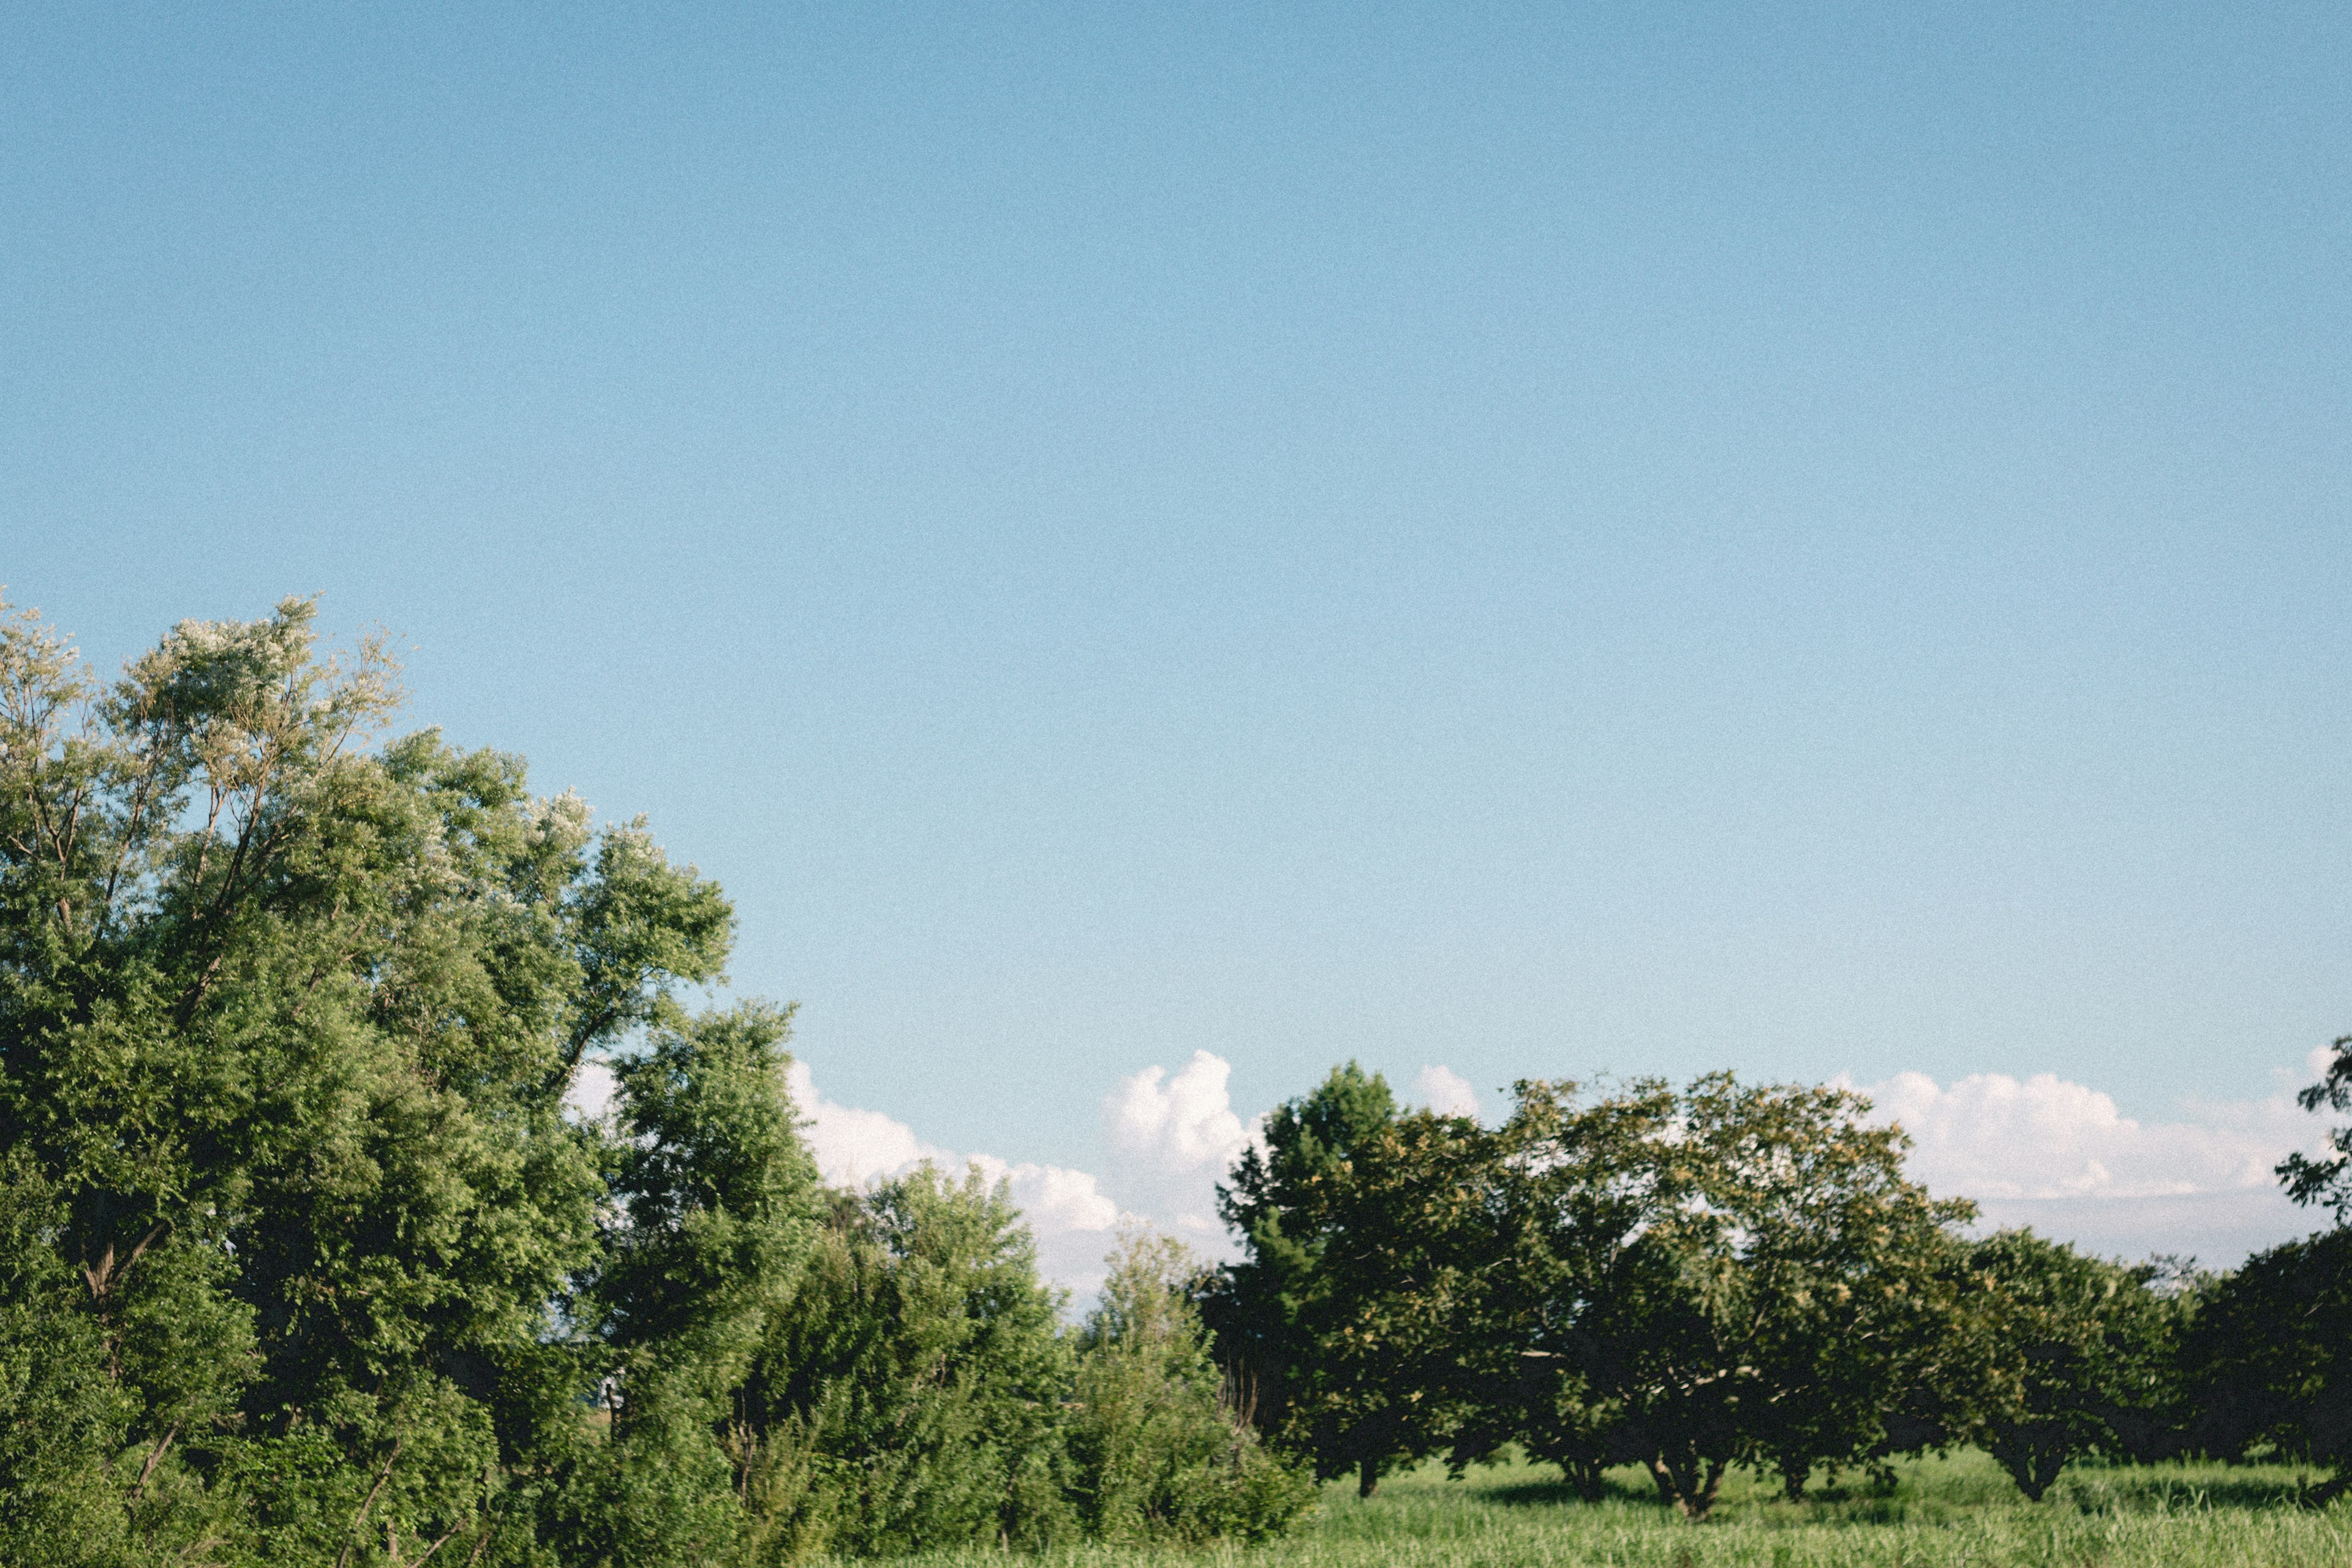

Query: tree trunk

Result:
[1779,1458,1809,1503]
[1358,1457,1380,1499]
[1686,1458,1727,1519]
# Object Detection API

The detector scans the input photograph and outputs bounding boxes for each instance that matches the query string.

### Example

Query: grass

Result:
[845,1451,2352,1567]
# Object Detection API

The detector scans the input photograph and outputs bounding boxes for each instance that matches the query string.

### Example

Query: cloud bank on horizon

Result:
[573,1046,2338,1295]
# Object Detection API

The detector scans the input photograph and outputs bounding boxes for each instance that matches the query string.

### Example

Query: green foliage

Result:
[1065,1233,1314,1544]
[1964,1229,2193,1499]
[2185,1227,2352,1496]
[1211,1061,1471,1497]
[733,1167,1077,1559]
[1466,1075,1981,1517]
[0,594,1325,1567]
[2281,1036,2352,1219]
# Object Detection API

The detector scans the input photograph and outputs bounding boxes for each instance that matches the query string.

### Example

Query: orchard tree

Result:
[1480,1074,1977,1517]
[2187,1229,2352,1503]
[1963,1231,2188,1499]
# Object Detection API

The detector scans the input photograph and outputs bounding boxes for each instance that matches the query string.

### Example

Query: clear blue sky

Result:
[5,4,2346,1176]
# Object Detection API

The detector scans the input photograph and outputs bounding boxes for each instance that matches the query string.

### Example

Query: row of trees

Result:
[0,599,1311,1568]
[4,594,2345,1560]
[1204,1060,2352,1515]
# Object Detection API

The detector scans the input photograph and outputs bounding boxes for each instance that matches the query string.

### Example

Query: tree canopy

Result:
[0,596,1310,1567]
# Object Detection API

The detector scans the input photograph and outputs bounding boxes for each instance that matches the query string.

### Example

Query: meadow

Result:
[854,1453,2352,1568]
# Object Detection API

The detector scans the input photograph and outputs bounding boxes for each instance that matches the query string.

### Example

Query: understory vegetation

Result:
[2,596,2348,1567]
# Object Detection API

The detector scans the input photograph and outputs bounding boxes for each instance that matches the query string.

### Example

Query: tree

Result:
[1207,1064,1485,1498]
[555,1003,824,1568]
[2185,1228,2352,1503]
[1963,1231,2189,1499]
[731,1165,1077,1559]
[1478,1074,1978,1517]
[1063,1233,1313,1544]
[0,595,754,1567]
[2280,1036,2352,1220]
[1204,1061,1388,1487]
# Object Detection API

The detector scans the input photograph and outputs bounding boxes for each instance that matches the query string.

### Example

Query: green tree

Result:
[1063,1232,1314,1544]
[2184,1228,2352,1503]
[1209,1064,1485,1497]
[1965,1231,2188,1500]
[553,1002,824,1568]
[0,596,753,1567]
[732,1165,1076,1559]
[1477,1074,1977,1517]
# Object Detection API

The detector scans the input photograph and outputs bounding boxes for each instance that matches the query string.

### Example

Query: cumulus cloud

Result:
[783,1060,957,1186]
[1414,1065,1482,1120]
[1104,1051,1253,1173]
[1102,1051,1260,1244]
[1847,1067,2334,1264]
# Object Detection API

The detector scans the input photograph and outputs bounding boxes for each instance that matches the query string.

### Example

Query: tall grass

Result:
[843,1451,2352,1567]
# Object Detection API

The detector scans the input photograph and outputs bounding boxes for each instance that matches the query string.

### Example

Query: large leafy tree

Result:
[1208,1063,1487,1497]
[0,597,755,1567]
[1479,1074,1978,1517]
[1963,1231,2190,1500]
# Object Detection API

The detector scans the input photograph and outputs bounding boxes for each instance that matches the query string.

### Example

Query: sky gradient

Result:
[6,4,2347,1278]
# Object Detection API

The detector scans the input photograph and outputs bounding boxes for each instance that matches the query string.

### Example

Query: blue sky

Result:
[6,4,2347,1273]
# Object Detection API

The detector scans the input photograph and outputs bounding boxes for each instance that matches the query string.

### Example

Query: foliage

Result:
[1467,1074,1980,1517]
[731,1166,1078,1559]
[1210,1062,1483,1498]
[2280,1036,2352,1220]
[1063,1233,1314,1544]
[1960,1229,2195,1499]
[0,594,728,1567]
[2185,1227,2352,1498]
[0,594,1334,1567]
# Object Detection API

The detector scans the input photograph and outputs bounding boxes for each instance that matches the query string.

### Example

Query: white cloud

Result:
[1846,1067,2334,1264]
[784,1060,957,1186]
[1104,1050,1252,1173]
[564,1058,616,1123]
[1414,1064,1482,1120]
[1102,1051,1258,1245]
[1854,1069,2310,1201]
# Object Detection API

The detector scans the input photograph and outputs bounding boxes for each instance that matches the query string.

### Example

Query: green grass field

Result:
[853,1452,2352,1567]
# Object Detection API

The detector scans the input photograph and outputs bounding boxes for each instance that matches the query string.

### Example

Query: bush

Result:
[1067,1234,1316,1544]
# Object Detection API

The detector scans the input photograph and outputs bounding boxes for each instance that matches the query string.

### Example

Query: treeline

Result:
[1200,1062,2352,1515]
[5,598,2348,1567]
[0,600,1310,1568]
